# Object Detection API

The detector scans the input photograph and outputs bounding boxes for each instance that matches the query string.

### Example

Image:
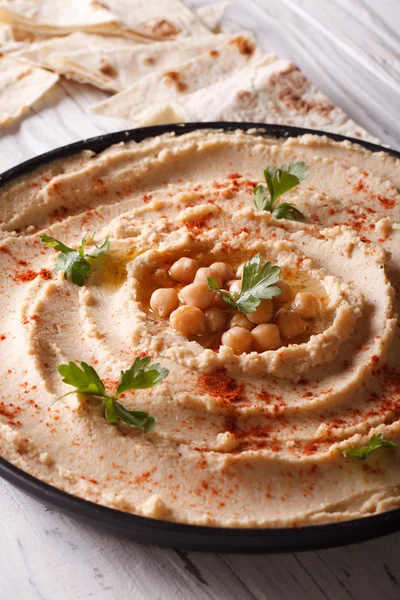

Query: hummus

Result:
[0,129,399,528]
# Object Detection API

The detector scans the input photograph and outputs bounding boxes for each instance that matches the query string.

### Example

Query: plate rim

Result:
[1,121,399,553]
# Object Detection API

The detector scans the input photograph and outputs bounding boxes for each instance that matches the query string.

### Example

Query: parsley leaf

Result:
[58,361,106,396]
[343,433,398,460]
[86,236,111,258]
[252,184,269,211]
[208,253,281,314]
[56,356,168,432]
[116,356,169,396]
[40,233,110,286]
[252,161,308,221]
[271,202,305,221]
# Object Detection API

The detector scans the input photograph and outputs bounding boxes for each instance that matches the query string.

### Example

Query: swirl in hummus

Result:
[0,129,399,527]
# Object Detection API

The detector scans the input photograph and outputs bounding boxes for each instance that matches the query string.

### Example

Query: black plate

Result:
[1,122,400,553]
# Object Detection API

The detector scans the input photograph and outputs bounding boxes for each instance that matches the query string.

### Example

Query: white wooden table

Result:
[1,1,400,598]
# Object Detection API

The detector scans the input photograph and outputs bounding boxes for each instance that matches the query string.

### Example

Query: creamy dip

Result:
[0,129,399,527]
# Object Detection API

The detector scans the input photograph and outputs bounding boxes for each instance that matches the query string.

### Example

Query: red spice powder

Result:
[183,213,213,231]
[0,401,22,426]
[11,268,51,283]
[378,196,395,209]
[198,369,245,404]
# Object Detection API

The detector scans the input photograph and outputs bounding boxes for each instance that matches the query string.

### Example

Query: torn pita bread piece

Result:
[0,0,211,39]
[44,32,236,93]
[0,23,28,53]
[195,2,229,33]
[0,0,120,36]
[90,33,262,118]
[124,56,378,142]
[10,31,137,68]
[102,0,210,40]
[0,55,58,127]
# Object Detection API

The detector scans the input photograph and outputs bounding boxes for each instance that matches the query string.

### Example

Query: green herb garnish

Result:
[56,356,168,432]
[40,233,110,286]
[208,253,281,314]
[343,433,398,460]
[253,161,308,220]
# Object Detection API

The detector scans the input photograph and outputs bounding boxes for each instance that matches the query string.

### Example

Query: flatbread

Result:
[90,33,262,118]
[0,0,119,36]
[0,55,58,127]
[195,2,229,33]
[0,22,27,52]
[106,55,377,142]
[10,31,137,67]
[0,0,209,39]
[43,33,236,92]
[102,0,210,40]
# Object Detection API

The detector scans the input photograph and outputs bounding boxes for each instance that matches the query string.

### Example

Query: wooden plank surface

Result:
[1,1,399,598]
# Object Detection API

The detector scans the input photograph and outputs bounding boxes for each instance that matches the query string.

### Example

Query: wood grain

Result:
[1,1,400,598]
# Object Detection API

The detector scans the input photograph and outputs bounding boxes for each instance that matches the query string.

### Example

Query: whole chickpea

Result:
[228,280,242,295]
[235,262,245,278]
[229,312,254,331]
[273,279,293,303]
[170,305,205,335]
[150,288,179,317]
[221,326,253,354]
[152,268,174,288]
[212,292,228,309]
[251,324,282,352]
[246,299,273,324]
[210,262,235,282]
[170,257,199,284]
[204,308,227,333]
[276,308,306,340]
[194,267,223,288]
[180,281,215,309]
[291,292,320,319]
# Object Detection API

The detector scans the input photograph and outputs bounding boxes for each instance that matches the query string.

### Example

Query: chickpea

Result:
[236,262,245,278]
[212,292,228,309]
[152,267,174,288]
[180,281,215,310]
[221,326,253,354]
[194,267,223,288]
[274,279,293,303]
[204,308,227,333]
[251,324,282,352]
[229,279,242,295]
[276,308,306,340]
[170,305,205,335]
[170,257,199,284]
[246,299,273,324]
[291,292,320,319]
[229,312,254,331]
[210,262,235,282]
[150,288,179,317]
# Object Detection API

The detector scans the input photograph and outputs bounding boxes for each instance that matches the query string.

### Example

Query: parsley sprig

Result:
[343,433,398,460]
[253,162,308,221]
[208,253,281,314]
[56,356,168,432]
[40,233,110,286]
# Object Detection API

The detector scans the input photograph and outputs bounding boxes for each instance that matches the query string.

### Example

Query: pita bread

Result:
[115,55,377,142]
[90,33,262,118]
[0,0,120,36]
[0,0,209,39]
[42,32,235,92]
[195,2,229,33]
[0,55,58,127]
[101,0,210,40]
[10,31,136,67]
[0,23,28,52]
